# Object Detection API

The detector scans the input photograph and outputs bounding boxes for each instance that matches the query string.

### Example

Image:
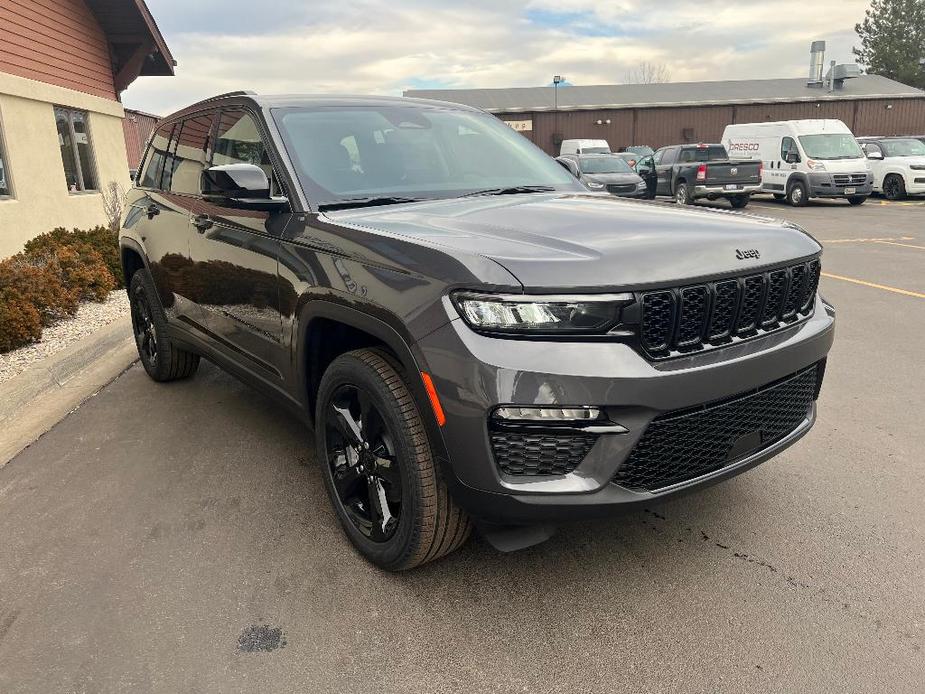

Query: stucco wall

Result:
[0,72,131,258]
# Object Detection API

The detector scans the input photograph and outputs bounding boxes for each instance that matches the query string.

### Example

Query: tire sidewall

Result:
[315,353,427,569]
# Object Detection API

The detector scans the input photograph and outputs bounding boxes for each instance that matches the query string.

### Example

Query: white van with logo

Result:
[559,139,610,156]
[722,120,872,206]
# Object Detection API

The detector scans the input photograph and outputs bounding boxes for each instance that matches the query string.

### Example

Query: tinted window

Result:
[273,105,578,203]
[679,146,727,162]
[139,123,173,189]
[170,113,215,195]
[55,107,97,192]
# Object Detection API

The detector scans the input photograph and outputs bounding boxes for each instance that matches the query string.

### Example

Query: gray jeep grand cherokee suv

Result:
[121,92,834,570]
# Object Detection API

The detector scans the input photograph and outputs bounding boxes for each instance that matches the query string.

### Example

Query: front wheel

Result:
[848,196,867,206]
[729,195,750,209]
[786,180,808,207]
[316,349,471,570]
[675,182,694,205]
[883,175,906,201]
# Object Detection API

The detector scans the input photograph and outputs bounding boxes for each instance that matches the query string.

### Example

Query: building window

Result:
[0,119,10,198]
[55,107,97,192]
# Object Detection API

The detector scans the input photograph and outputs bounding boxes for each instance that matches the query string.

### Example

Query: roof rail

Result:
[183,90,257,110]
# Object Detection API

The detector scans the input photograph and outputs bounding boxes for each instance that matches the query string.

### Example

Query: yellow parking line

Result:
[820,236,915,243]
[873,240,925,251]
[821,272,925,299]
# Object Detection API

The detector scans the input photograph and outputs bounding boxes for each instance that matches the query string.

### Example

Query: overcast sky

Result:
[123,0,872,115]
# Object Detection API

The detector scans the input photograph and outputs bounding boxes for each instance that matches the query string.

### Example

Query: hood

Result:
[582,172,643,185]
[328,193,821,291]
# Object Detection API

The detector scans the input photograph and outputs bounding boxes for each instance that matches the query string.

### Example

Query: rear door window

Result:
[138,122,173,189]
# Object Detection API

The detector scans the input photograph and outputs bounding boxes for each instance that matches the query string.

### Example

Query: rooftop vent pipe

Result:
[808,40,826,87]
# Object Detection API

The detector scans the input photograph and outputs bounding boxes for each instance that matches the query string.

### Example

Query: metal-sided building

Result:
[406,74,925,156]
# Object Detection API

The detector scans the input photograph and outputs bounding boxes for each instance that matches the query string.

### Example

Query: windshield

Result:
[798,134,863,160]
[272,106,579,205]
[880,139,925,157]
[579,156,633,174]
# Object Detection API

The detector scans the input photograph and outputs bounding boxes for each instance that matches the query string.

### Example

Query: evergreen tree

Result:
[854,0,925,88]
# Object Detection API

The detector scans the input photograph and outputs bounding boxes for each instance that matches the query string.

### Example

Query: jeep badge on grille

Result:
[736,248,760,260]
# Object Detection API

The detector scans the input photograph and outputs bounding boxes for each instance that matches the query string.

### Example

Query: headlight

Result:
[586,181,605,189]
[451,292,633,335]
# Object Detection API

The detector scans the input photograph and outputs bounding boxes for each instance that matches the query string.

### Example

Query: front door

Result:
[185,109,289,381]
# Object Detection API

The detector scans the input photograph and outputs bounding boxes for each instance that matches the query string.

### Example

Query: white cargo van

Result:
[722,120,872,206]
[559,139,610,155]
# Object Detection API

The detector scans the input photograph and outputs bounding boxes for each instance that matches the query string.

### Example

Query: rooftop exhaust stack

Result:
[808,40,826,86]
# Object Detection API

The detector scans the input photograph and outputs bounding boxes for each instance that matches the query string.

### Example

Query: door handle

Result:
[146,203,160,219]
[192,214,213,232]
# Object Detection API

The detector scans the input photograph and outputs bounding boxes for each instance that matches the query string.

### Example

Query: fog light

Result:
[493,406,601,422]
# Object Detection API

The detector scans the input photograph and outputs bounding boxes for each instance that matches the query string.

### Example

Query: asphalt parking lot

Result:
[1,195,923,693]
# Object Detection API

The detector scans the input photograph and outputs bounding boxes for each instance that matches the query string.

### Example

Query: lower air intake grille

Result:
[491,431,597,476]
[612,363,820,492]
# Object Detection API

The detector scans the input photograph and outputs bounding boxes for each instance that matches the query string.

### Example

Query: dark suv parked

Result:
[121,92,834,570]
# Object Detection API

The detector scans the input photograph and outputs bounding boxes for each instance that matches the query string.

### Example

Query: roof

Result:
[85,0,175,92]
[404,75,924,113]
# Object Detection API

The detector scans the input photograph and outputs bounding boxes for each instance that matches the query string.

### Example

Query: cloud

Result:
[124,0,871,115]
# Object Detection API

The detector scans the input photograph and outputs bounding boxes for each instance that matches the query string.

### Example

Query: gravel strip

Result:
[0,291,131,383]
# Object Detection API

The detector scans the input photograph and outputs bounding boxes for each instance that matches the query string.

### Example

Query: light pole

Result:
[553,75,565,150]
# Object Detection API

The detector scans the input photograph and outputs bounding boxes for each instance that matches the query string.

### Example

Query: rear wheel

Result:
[675,182,694,205]
[316,349,471,570]
[883,174,906,201]
[786,180,808,207]
[129,270,199,382]
[847,196,867,206]
[729,195,750,209]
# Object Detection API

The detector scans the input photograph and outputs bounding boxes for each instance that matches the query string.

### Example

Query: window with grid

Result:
[55,107,97,192]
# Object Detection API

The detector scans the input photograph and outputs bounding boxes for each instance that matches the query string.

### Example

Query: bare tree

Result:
[624,62,672,84]
[100,181,126,232]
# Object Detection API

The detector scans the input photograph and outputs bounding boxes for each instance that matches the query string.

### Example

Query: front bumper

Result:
[808,172,873,197]
[418,294,835,524]
[693,183,761,197]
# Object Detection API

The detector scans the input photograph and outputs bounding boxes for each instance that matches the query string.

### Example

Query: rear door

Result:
[186,108,290,381]
[125,121,198,321]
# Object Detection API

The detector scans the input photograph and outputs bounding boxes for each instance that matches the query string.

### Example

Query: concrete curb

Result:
[0,319,138,467]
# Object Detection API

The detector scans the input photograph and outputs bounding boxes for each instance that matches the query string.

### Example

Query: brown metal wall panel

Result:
[122,110,159,169]
[0,0,117,100]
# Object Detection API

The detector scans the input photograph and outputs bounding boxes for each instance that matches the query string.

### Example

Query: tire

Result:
[675,182,694,205]
[729,195,750,209]
[786,180,808,207]
[883,174,906,201]
[316,348,471,571]
[129,270,199,382]
[848,196,867,206]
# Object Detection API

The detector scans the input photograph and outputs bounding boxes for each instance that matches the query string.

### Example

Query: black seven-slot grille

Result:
[612,363,820,492]
[639,259,820,358]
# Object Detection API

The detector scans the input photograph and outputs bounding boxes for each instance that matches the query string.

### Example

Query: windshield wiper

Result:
[460,185,556,198]
[318,196,423,211]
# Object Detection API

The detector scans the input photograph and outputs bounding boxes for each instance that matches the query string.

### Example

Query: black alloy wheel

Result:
[325,383,403,542]
[131,287,158,369]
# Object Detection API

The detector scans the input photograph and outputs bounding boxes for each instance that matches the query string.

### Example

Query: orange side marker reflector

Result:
[420,372,446,426]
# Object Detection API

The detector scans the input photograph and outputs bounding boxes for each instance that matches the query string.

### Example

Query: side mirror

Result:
[201,163,288,211]
[785,152,800,164]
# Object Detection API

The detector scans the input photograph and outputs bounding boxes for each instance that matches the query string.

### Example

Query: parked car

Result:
[559,138,610,155]
[556,153,649,198]
[636,143,761,208]
[857,137,925,200]
[122,92,834,570]
[722,120,871,206]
